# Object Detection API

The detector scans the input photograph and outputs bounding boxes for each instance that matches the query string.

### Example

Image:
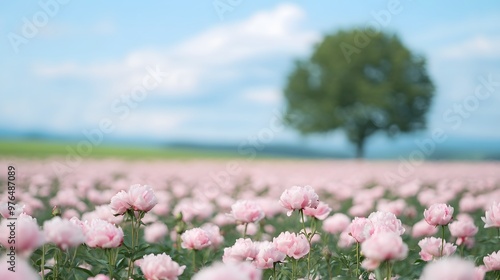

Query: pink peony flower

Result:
[0,255,39,280]
[412,219,439,238]
[229,200,265,224]
[361,232,408,270]
[279,186,319,216]
[85,219,124,248]
[338,230,356,248]
[128,184,158,212]
[0,213,44,256]
[0,202,24,219]
[368,211,405,235]
[449,219,478,246]
[87,274,110,280]
[144,222,168,243]
[376,199,406,216]
[482,201,500,228]
[484,250,500,271]
[424,204,454,226]
[420,257,478,280]
[193,262,262,280]
[223,238,258,263]
[140,253,185,280]
[322,213,351,234]
[44,217,85,250]
[303,201,332,220]
[273,231,310,259]
[181,228,212,250]
[418,237,456,261]
[253,241,286,269]
[109,190,130,215]
[348,217,374,243]
[202,223,224,249]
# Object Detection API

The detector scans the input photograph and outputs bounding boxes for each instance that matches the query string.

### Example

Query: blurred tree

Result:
[283,29,435,158]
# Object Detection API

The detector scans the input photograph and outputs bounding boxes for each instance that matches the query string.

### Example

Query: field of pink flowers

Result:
[0,159,500,280]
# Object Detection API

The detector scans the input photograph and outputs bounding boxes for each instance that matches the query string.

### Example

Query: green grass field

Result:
[0,140,240,159]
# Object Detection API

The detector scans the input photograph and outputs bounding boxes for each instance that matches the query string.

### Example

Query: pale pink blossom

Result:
[418,237,456,261]
[322,213,351,234]
[303,201,331,220]
[82,205,123,224]
[0,255,39,280]
[223,238,258,263]
[361,232,408,270]
[376,199,406,216]
[0,202,24,219]
[482,201,500,228]
[229,200,265,224]
[424,204,454,226]
[449,219,478,245]
[412,219,438,238]
[338,230,356,248]
[279,186,319,216]
[109,190,130,215]
[85,219,124,248]
[144,222,168,243]
[483,250,500,271]
[202,223,224,249]
[128,184,158,212]
[181,228,211,250]
[420,257,478,280]
[348,217,374,243]
[139,253,185,280]
[253,241,286,269]
[368,211,405,235]
[193,262,262,280]
[273,231,310,259]
[0,213,44,256]
[44,217,85,250]
[173,199,214,222]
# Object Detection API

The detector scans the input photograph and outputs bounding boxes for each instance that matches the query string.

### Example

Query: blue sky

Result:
[1,1,500,156]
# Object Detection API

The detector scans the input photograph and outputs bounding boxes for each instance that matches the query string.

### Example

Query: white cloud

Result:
[437,36,500,60]
[33,4,318,97]
[242,87,282,105]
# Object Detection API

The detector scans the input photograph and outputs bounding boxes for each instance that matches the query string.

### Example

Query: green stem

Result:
[299,210,307,235]
[299,210,311,276]
[107,248,117,280]
[386,261,392,280]
[292,258,298,279]
[356,242,360,277]
[273,262,277,279]
[375,267,383,280]
[192,250,197,273]
[54,248,61,280]
[243,223,248,238]
[41,244,46,280]
[127,211,142,279]
[440,225,445,257]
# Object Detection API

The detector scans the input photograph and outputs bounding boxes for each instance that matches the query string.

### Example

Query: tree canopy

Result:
[283,29,435,158]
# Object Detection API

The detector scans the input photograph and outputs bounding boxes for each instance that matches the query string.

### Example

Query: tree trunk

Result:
[355,139,364,159]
